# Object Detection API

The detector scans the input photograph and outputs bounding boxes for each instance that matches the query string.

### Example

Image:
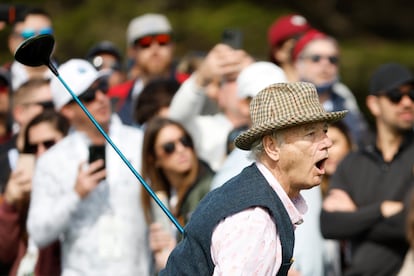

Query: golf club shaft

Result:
[53,69,184,235]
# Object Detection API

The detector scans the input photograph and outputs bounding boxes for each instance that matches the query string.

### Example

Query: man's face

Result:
[132,33,174,78]
[372,84,414,131]
[21,14,53,39]
[276,122,332,193]
[295,39,339,86]
[215,77,251,125]
[70,80,112,129]
[17,84,53,127]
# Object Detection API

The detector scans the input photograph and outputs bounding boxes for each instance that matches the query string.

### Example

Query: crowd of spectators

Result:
[0,5,414,276]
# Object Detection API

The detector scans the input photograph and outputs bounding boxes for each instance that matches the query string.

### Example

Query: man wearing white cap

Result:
[109,13,176,126]
[27,59,150,275]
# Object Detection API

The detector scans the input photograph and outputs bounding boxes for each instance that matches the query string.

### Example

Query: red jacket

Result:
[0,198,61,276]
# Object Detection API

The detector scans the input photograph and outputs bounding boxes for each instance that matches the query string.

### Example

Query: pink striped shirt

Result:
[210,162,307,275]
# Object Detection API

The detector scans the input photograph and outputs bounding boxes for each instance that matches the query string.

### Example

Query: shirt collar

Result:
[256,162,307,227]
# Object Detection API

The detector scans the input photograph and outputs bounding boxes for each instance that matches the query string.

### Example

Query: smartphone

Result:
[89,145,106,168]
[221,28,243,49]
[16,153,36,177]
[151,191,173,235]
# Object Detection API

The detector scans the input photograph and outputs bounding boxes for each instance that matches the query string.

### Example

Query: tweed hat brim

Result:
[234,82,347,150]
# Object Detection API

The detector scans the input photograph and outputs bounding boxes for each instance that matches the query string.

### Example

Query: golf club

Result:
[14,34,184,235]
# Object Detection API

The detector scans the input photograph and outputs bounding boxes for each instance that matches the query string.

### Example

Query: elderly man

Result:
[160,82,347,275]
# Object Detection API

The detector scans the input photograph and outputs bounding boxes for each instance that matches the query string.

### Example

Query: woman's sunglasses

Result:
[301,54,339,65]
[25,139,56,154]
[161,135,193,155]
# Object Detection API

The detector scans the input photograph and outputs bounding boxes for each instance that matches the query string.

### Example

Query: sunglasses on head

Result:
[25,139,56,154]
[161,135,193,155]
[21,27,54,40]
[135,34,171,48]
[73,79,109,104]
[382,88,414,104]
[302,54,339,65]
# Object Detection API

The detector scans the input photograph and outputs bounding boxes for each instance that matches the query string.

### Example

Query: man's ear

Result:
[12,105,25,126]
[263,135,280,162]
[366,95,380,117]
[60,105,74,121]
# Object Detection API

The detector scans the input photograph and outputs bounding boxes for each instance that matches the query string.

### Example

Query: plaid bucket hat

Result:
[234,82,347,150]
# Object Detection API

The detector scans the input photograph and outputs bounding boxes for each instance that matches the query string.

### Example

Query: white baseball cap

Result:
[127,13,172,46]
[51,59,99,110]
[236,61,287,99]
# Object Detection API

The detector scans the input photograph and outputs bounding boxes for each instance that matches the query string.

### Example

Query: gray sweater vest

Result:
[160,163,295,276]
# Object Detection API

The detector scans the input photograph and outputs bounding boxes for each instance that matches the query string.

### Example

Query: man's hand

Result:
[323,189,357,212]
[74,160,106,198]
[380,201,403,218]
[195,43,253,88]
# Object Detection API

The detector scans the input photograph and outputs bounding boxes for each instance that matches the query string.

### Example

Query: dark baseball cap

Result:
[86,41,122,61]
[369,63,414,95]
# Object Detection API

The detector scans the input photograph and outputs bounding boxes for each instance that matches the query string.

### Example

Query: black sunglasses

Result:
[25,139,56,154]
[302,54,339,65]
[72,79,109,104]
[23,100,55,109]
[161,136,193,155]
[382,88,414,104]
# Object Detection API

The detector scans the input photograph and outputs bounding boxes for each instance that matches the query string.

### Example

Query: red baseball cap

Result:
[292,29,327,61]
[267,14,311,47]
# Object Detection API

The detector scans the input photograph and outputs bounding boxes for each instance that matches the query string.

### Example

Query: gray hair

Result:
[248,130,285,161]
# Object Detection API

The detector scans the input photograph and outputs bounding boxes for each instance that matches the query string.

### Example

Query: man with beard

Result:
[321,63,414,275]
[108,13,177,126]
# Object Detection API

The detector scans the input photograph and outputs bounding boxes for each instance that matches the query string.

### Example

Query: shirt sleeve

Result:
[168,74,207,123]
[210,207,279,276]
[27,159,81,248]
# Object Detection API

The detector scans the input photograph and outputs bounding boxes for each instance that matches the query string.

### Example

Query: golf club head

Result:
[14,34,55,68]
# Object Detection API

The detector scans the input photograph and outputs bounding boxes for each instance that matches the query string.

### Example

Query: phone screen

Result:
[221,29,243,49]
[16,153,36,177]
[88,145,106,168]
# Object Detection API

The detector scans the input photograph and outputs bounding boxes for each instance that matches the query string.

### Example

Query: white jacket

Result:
[169,75,233,171]
[27,115,150,276]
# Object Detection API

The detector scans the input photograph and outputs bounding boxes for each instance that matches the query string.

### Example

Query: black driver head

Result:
[14,34,55,68]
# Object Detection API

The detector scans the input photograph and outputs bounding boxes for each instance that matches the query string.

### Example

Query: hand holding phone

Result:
[89,145,106,169]
[4,153,35,206]
[221,28,243,49]
[15,153,36,177]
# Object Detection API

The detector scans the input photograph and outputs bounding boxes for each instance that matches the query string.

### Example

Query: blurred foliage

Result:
[1,0,414,125]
